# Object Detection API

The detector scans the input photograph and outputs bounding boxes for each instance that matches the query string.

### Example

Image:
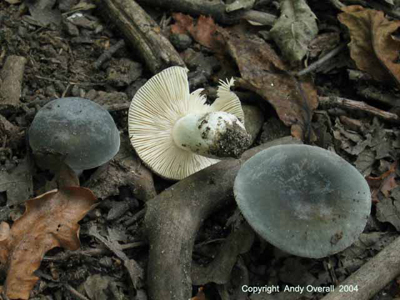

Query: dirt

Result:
[1,1,400,300]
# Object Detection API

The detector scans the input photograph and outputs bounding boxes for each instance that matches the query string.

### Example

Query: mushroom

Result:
[29,97,120,173]
[234,144,371,258]
[128,66,251,180]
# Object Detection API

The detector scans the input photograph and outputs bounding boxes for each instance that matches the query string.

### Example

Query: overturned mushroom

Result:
[29,97,120,173]
[234,144,371,259]
[128,66,251,180]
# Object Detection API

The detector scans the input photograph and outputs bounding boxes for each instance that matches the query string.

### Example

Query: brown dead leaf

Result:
[0,187,96,299]
[366,161,398,202]
[171,13,193,34]
[381,172,398,197]
[220,29,318,140]
[338,5,400,87]
[191,287,206,300]
[171,13,225,52]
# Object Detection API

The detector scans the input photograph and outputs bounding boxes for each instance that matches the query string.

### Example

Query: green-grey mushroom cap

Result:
[29,97,120,171]
[234,144,371,259]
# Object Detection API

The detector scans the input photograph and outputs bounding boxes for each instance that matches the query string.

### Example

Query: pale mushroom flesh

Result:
[128,66,250,180]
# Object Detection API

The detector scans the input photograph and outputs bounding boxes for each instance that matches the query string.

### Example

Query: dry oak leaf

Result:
[220,29,318,140]
[338,5,400,87]
[0,187,96,299]
[171,13,225,53]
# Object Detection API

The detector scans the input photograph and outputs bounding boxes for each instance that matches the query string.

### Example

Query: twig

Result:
[138,0,277,26]
[88,226,144,288]
[103,102,130,112]
[356,86,399,108]
[318,96,399,123]
[101,0,185,74]
[43,241,147,262]
[64,284,90,300]
[297,44,346,77]
[322,235,400,300]
[0,56,27,108]
[125,208,146,226]
[240,10,276,26]
[137,0,242,25]
[26,99,131,112]
[94,39,126,69]
[35,75,106,86]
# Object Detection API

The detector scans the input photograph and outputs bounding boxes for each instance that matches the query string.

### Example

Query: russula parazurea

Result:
[29,97,120,172]
[128,66,251,180]
[234,144,371,259]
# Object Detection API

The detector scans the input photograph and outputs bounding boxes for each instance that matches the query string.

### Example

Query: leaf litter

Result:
[2,0,400,299]
[338,5,400,87]
[270,0,318,64]
[220,29,319,140]
[171,13,319,140]
[0,186,96,299]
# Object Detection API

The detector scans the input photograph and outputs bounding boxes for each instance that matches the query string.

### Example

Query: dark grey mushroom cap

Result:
[29,97,120,171]
[234,144,371,258]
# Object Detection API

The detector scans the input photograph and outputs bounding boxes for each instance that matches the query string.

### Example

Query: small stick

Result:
[318,96,399,123]
[102,0,185,74]
[137,0,241,25]
[94,39,126,69]
[125,208,146,226]
[103,102,130,112]
[64,284,90,300]
[356,86,398,108]
[138,0,277,26]
[321,235,400,300]
[35,75,105,86]
[0,55,27,108]
[89,226,143,288]
[240,10,276,26]
[297,44,346,77]
[43,241,147,261]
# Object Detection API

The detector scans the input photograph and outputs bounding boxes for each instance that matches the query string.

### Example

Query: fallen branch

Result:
[137,0,276,25]
[101,0,185,74]
[321,235,400,300]
[138,0,240,24]
[144,136,301,300]
[318,96,399,123]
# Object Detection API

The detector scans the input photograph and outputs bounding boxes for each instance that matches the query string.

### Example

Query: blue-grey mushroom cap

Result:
[234,144,371,259]
[29,97,120,171]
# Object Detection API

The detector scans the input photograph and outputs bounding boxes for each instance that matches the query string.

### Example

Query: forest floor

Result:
[0,0,400,300]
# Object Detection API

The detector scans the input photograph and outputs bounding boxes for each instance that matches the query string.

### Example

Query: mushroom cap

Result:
[128,66,245,180]
[234,144,371,258]
[29,97,120,171]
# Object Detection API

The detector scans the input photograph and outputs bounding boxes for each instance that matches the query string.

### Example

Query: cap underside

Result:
[128,66,244,180]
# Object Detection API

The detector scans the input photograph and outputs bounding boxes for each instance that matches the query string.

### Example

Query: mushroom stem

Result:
[172,111,251,159]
